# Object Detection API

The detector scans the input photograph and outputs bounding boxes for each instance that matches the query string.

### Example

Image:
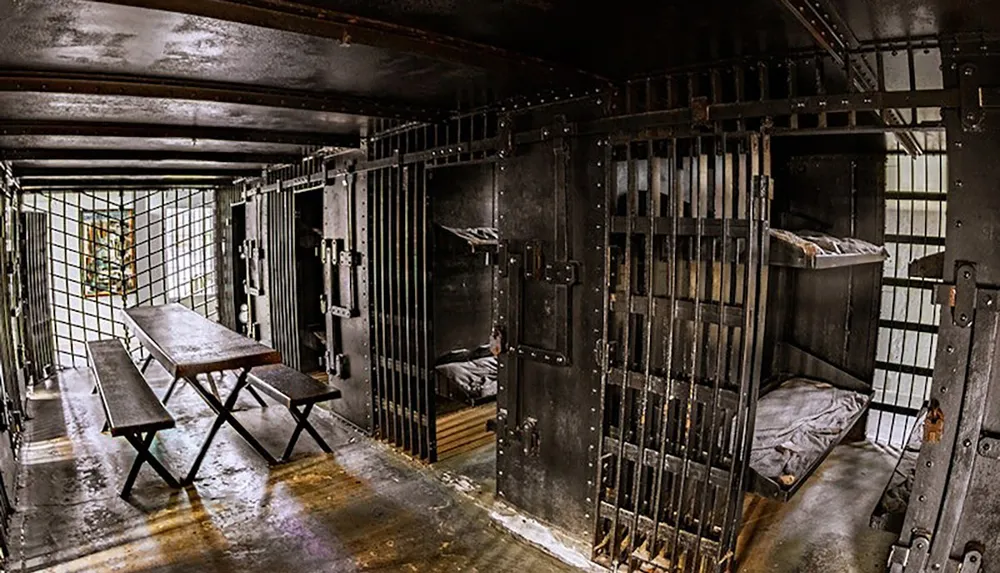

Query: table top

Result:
[121,303,282,378]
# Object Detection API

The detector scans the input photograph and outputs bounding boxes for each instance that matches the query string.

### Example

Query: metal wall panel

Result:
[324,171,374,432]
[20,211,55,382]
[893,47,1000,572]
[593,134,771,572]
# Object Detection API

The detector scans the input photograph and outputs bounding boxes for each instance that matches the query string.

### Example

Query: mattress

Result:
[770,228,887,258]
[751,377,868,485]
[435,356,498,398]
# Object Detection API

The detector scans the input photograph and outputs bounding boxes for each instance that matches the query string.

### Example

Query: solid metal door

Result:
[323,171,373,433]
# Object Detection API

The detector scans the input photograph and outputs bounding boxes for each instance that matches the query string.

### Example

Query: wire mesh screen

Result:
[20,189,218,368]
[868,152,947,447]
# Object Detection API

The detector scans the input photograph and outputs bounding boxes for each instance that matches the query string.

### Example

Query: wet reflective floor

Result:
[12,366,577,573]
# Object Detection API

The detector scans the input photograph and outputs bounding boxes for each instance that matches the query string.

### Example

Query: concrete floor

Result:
[11,366,577,573]
[11,364,900,573]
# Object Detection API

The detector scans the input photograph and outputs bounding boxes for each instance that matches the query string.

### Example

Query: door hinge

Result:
[327,351,349,379]
[888,536,930,573]
[954,262,977,328]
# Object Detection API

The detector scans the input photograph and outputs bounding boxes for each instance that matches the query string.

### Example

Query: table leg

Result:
[183,369,278,484]
[162,375,184,404]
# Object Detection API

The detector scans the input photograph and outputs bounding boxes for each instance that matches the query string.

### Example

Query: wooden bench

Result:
[247,364,341,461]
[87,339,180,498]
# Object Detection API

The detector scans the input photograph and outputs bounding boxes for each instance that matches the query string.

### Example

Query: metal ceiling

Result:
[0,0,990,185]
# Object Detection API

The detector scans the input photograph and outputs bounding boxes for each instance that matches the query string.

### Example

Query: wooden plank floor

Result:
[436,403,495,461]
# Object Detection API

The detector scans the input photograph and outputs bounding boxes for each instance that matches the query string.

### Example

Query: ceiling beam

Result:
[19,180,224,191]
[16,168,258,178]
[0,148,304,164]
[772,0,923,154]
[0,69,443,121]
[89,0,603,86]
[0,120,357,147]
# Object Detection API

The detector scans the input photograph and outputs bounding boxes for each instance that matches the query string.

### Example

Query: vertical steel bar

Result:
[421,166,435,461]
[592,137,615,559]
[627,139,658,565]
[401,163,414,455]
[609,143,637,567]
[669,135,705,570]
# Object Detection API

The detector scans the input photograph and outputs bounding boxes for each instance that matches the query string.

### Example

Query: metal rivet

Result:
[955,179,963,188]
[964,439,973,447]
[964,270,972,279]
[956,220,963,228]
[919,495,926,502]
[941,386,948,393]
[947,345,955,353]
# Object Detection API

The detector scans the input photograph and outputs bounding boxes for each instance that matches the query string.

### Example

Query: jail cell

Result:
[20,190,218,367]
[369,163,435,460]
[594,134,771,573]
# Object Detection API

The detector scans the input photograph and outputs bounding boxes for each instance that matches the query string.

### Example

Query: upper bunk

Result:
[770,228,889,270]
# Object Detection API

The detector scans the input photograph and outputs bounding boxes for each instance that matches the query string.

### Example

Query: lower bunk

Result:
[749,343,874,500]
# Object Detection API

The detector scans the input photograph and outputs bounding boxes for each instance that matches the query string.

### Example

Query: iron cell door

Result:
[323,171,373,433]
[593,134,771,573]
[369,164,435,460]
[494,128,606,537]
[20,211,55,383]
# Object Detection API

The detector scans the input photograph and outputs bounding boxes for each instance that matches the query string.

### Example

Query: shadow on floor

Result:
[13,366,577,573]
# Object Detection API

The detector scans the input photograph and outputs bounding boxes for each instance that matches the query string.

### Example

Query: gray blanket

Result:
[751,378,867,484]
[435,356,498,398]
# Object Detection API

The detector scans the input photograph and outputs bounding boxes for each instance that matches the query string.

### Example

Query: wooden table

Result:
[121,303,283,484]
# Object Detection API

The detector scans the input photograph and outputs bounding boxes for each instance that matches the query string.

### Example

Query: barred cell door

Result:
[593,133,771,572]
[369,163,435,460]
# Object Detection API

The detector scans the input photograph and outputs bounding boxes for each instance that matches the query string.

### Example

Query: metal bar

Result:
[0,148,304,164]
[581,89,957,135]
[608,143,637,567]
[419,165,434,461]
[374,169,390,440]
[16,168,259,178]
[0,69,441,121]
[649,137,679,557]
[401,163,414,455]
[391,164,404,449]
[626,139,658,561]
[0,120,358,147]
[19,179,225,190]
[592,137,614,560]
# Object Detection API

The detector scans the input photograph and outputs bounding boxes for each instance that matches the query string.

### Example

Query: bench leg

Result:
[184,370,278,485]
[245,385,269,409]
[282,403,332,462]
[120,431,179,498]
[139,354,154,374]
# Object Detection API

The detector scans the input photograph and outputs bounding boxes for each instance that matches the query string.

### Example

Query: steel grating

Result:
[868,151,947,448]
[20,188,218,369]
[593,133,771,573]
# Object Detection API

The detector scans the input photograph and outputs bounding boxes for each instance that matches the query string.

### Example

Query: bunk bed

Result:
[769,228,889,269]
[750,342,874,500]
[434,345,498,406]
[748,225,885,500]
